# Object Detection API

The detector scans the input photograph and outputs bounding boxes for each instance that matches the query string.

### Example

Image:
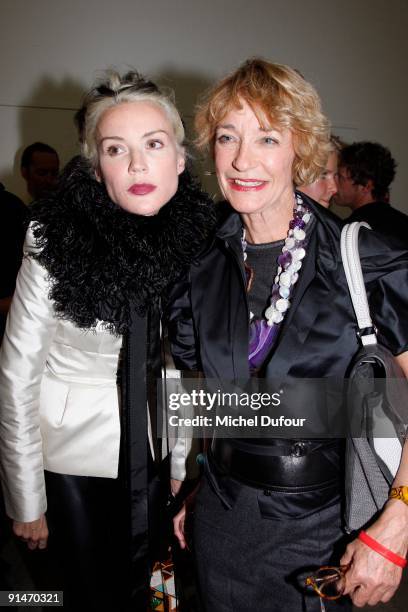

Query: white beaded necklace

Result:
[242,192,313,370]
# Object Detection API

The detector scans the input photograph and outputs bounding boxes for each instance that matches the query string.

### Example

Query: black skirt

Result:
[193,475,352,612]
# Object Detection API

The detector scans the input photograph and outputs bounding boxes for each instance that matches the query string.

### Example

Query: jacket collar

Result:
[216,192,343,270]
[268,196,344,376]
[278,193,343,335]
[215,202,243,239]
[29,157,217,334]
[215,193,345,376]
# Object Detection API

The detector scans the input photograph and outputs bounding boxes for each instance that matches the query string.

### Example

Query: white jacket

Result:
[0,227,198,523]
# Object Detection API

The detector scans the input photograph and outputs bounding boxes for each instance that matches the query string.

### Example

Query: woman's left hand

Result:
[13,513,49,550]
[170,478,183,497]
[341,500,408,607]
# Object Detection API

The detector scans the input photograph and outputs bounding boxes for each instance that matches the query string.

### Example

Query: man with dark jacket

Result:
[334,141,408,244]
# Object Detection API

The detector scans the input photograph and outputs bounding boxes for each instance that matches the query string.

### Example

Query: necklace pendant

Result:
[275,298,290,312]
[280,271,291,287]
[292,247,306,261]
[264,306,284,325]
[293,227,306,241]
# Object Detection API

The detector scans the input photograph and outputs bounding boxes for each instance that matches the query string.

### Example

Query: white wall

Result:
[1,0,407,211]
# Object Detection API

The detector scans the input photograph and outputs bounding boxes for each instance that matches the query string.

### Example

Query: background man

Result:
[20,142,59,202]
[334,141,408,242]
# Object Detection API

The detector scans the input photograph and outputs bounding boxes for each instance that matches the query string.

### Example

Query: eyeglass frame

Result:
[305,563,350,601]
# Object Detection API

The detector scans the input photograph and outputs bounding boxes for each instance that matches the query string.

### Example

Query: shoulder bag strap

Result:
[340,222,377,347]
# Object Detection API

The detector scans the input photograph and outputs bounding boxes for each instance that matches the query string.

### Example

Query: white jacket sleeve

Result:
[170,434,200,481]
[0,225,57,522]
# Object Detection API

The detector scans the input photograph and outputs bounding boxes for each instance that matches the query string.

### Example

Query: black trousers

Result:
[193,476,352,612]
[44,471,132,612]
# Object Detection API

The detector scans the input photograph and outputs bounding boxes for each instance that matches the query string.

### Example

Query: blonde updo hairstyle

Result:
[80,70,185,170]
[195,58,331,185]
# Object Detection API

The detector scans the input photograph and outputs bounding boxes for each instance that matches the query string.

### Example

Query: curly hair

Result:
[79,70,185,169]
[194,58,331,185]
[339,141,396,201]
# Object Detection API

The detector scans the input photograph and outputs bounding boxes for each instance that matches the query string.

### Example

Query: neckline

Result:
[246,239,285,250]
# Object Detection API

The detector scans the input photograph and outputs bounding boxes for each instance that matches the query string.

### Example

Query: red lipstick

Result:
[128,183,156,195]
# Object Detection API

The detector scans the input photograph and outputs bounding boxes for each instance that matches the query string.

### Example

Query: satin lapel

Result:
[121,306,150,603]
[277,227,318,341]
[146,305,162,463]
[266,227,331,377]
[227,231,248,287]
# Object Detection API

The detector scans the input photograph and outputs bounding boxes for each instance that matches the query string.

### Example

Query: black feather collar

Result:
[30,157,216,334]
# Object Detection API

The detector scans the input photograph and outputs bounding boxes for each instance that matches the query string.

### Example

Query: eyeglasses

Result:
[305,563,350,602]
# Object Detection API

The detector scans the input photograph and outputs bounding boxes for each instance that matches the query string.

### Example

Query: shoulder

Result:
[304,195,343,229]
[358,224,408,267]
[311,200,408,271]
[298,194,344,268]
[349,202,408,243]
[24,222,43,255]
[0,184,27,216]
[213,201,242,248]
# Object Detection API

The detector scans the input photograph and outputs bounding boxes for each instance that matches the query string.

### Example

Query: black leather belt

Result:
[210,437,343,490]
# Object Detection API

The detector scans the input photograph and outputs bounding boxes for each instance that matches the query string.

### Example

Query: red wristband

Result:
[358,530,407,568]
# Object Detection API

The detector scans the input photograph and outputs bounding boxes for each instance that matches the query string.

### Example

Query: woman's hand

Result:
[173,504,188,550]
[173,482,200,550]
[170,478,183,497]
[341,500,408,607]
[13,514,49,550]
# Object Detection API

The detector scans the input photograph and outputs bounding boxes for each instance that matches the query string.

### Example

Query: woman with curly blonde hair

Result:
[169,58,408,611]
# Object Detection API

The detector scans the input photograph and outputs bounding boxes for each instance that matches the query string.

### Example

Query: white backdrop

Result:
[1,0,407,212]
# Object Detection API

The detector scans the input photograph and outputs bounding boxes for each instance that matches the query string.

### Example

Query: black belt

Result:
[210,437,343,490]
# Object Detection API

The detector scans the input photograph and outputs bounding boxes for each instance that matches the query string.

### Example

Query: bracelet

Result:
[358,531,407,568]
[389,486,408,506]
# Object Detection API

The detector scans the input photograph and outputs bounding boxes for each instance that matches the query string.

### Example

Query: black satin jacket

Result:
[168,194,408,381]
[167,194,408,511]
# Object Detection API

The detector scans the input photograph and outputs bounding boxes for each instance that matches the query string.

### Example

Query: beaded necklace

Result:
[243,193,312,371]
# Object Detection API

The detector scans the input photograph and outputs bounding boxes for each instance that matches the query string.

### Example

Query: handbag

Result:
[341,222,408,532]
[150,556,178,612]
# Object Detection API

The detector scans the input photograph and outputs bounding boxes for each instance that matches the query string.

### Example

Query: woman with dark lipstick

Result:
[169,59,408,611]
[0,70,215,610]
